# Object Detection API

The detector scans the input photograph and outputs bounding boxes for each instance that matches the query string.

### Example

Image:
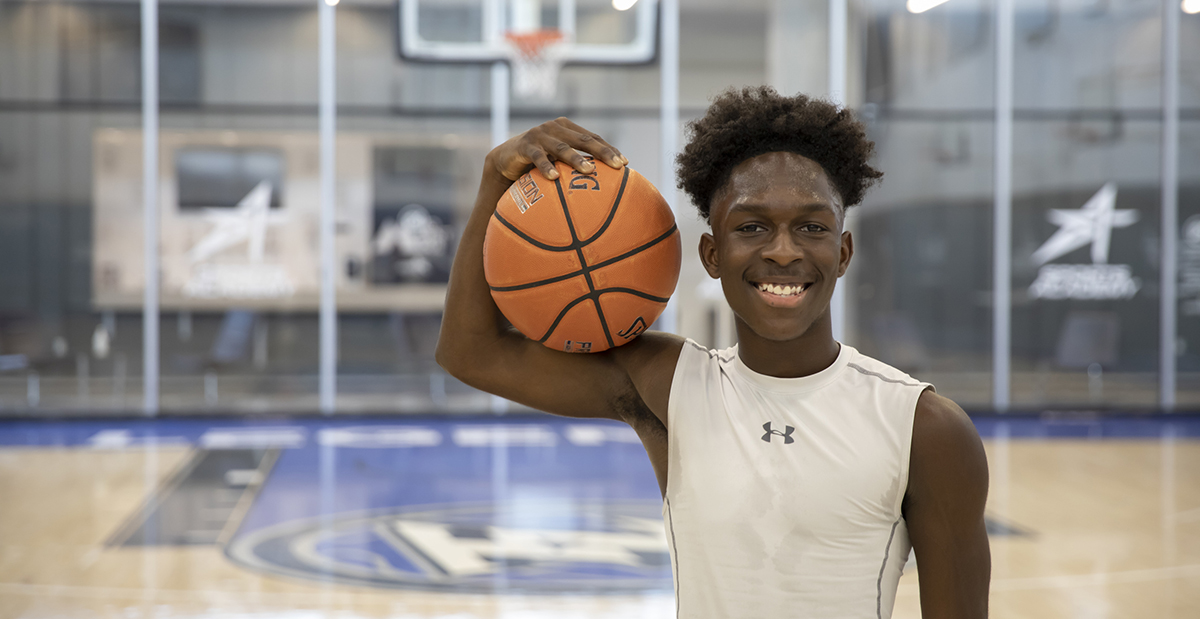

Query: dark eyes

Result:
[736,223,767,233]
[734,223,826,234]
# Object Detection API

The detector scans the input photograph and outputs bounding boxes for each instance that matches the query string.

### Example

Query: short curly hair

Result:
[676,86,883,223]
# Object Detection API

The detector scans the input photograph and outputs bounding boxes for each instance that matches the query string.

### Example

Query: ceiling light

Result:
[907,0,950,13]
[613,0,639,11]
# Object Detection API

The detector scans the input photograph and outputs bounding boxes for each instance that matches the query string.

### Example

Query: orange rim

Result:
[504,29,564,58]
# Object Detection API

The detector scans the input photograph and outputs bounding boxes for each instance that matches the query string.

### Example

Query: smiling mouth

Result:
[752,282,810,297]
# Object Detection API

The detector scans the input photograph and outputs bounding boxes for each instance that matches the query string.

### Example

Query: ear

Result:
[699,232,721,279]
[837,230,854,278]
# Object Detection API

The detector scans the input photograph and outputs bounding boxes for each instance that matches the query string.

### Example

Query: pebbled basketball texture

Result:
[484,158,681,353]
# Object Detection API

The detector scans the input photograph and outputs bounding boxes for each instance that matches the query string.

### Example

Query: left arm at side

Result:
[904,389,991,618]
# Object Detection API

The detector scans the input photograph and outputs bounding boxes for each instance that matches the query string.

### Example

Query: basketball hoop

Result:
[503,30,567,100]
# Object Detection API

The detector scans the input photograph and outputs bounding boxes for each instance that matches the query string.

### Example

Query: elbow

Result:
[435,338,482,385]
[436,326,511,387]
[434,341,462,377]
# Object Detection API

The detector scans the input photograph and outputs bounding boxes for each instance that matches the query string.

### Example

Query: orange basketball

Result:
[484,158,681,353]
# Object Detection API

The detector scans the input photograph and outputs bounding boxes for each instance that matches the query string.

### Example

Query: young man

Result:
[437,87,990,618]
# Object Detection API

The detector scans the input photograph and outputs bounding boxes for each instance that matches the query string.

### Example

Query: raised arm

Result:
[904,390,991,618]
[435,118,681,424]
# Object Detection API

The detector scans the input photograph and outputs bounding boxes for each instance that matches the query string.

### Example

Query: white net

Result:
[504,31,567,100]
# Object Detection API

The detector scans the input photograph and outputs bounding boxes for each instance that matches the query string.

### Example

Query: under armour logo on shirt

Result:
[761,422,795,444]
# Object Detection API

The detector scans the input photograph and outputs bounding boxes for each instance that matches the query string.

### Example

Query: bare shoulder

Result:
[612,330,686,374]
[609,331,686,426]
[909,389,988,506]
[914,390,980,448]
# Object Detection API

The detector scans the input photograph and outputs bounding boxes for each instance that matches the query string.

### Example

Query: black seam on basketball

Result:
[588,224,678,272]
[593,287,673,303]
[554,178,582,245]
[489,270,583,292]
[591,297,616,349]
[579,166,631,246]
[536,292,594,344]
[489,224,677,292]
[556,177,617,348]
[576,252,618,346]
[536,289,669,345]
[492,211,576,252]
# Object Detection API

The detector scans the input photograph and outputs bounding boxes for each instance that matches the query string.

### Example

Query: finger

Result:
[522,143,560,180]
[553,118,627,168]
[547,139,595,175]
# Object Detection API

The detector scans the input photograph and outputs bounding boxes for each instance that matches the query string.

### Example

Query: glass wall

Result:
[1175,4,1200,404]
[852,0,995,407]
[1175,115,1200,403]
[150,4,322,411]
[1010,0,1163,406]
[0,0,1195,413]
[0,1,145,411]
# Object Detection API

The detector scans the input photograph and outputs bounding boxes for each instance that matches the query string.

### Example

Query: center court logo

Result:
[225,501,672,593]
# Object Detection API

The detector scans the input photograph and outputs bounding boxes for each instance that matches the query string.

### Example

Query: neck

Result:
[734,312,841,379]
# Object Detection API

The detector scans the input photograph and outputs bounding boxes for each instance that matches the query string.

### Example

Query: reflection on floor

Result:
[0,414,1197,618]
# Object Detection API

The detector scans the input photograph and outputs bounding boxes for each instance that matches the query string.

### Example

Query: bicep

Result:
[448,329,681,422]
[904,391,991,619]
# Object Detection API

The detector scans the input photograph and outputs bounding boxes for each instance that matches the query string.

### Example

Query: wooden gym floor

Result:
[0,415,1197,618]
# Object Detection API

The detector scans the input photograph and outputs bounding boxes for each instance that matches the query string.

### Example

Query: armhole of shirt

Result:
[895,383,933,519]
[665,339,704,499]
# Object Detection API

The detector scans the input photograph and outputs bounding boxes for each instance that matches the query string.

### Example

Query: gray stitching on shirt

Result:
[876,518,902,619]
[849,362,923,388]
[665,498,681,619]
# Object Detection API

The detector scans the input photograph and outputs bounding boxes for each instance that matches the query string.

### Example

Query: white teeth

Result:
[756,283,806,296]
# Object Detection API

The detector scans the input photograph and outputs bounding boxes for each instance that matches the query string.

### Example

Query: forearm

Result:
[435,162,515,373]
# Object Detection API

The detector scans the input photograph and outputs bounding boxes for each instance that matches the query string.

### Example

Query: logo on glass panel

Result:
[183,180,295,299]
[1027,183,1140,301]
[1178,216,1200,316]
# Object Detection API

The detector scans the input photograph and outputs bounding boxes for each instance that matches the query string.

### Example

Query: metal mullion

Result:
[829,0,848,342]
[319,0,337,414]
[660,0,679,333]
[141,0,159,416]
[993,0,1014,411]
[1160,0,1180,409]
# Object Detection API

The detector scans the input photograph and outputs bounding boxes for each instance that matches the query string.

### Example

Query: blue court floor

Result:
[1,413,1198,618]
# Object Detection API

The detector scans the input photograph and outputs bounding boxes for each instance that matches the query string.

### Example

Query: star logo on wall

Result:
[188,180,286,264]
[1031,183,1137,266]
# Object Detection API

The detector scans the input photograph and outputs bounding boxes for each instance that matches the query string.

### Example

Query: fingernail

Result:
[620,155,629,165]
[547,169,559,179]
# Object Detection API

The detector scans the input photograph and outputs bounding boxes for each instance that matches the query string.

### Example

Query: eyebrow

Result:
[727,201,839,216]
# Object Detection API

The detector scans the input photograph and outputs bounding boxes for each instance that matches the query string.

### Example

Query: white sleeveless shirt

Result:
[663,339,930,619]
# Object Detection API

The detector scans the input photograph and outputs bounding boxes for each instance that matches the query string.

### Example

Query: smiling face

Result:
[699,151,852,346]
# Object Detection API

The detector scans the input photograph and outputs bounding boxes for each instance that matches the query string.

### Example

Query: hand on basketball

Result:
[489,117,628,182]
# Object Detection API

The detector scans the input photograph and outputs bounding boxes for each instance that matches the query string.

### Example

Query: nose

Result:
[760,229,803,266]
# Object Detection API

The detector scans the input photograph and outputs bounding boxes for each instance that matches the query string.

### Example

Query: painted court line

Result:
[895,564,1200,594]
